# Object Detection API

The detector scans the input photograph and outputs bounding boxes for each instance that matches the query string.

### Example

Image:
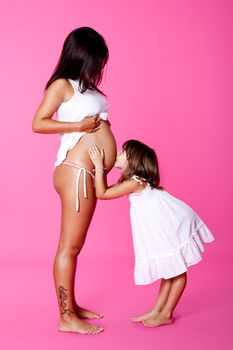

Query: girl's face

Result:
[114,149,128,170]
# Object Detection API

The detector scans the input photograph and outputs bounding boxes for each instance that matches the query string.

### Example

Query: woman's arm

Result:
[32,78,101,134]
[88,144,139,199]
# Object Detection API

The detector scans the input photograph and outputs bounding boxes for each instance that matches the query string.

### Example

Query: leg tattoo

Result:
[58,286,74,317]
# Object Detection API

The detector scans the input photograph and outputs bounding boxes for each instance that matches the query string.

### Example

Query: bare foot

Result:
[74,304,103,319]
[143,314,174,327]
[131,309,161,323]
[59,316,104,334]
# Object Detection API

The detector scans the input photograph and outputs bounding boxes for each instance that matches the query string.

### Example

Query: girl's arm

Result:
[32,78,101,134]
[88,144,139,199]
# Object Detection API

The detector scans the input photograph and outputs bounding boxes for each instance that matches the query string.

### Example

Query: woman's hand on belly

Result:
[79,114,102,133]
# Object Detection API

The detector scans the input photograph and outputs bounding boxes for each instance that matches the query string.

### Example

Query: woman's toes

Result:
[91,325,103,333]
[89,327,96,334]
[94,327,103,333]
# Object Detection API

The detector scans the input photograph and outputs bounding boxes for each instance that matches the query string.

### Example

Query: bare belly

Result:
[64,121,117,172]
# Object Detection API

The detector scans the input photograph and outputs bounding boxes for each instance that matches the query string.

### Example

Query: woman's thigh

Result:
[53,165,97,251]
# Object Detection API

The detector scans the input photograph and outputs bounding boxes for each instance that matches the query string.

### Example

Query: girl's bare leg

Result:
[131,278,172,322]
[143,272,187,327]
[53,166,103,334]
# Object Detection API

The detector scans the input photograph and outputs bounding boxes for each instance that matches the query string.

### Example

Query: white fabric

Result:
[54,79,109,167]
[128,176,215,285]
[61,161,94,211]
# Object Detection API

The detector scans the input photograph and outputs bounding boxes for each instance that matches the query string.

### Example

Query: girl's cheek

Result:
[114,157,123,168]
[124,160,128,169]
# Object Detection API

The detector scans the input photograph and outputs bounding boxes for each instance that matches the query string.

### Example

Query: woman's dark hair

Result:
[118,140,165,191]
[45,27,109,95]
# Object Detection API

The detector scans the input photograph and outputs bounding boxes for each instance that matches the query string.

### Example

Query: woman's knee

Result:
[56,241,85,260]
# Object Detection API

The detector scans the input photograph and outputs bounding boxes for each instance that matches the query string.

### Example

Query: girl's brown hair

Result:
[118,139,165,191]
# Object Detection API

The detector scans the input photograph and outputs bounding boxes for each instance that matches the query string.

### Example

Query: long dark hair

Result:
[45,27,109,95]
[118,140,165,191]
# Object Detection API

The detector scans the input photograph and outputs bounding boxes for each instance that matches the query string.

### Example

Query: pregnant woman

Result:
[32,27,117,334]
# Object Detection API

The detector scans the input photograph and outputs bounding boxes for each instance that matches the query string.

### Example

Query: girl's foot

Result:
[143,313,174,327]
[131,309,161,323]
[59,316,104,334]
[74,304,103,319]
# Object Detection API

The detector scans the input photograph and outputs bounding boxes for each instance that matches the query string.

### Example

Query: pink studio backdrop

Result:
[0,1,232,349]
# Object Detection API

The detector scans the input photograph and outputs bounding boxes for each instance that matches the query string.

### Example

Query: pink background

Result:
[0,0,232,349]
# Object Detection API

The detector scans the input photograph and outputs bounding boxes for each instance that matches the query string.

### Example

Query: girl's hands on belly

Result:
[66,119,117,171]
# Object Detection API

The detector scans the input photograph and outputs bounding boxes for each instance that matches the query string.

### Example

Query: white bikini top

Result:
[54,79,109,167]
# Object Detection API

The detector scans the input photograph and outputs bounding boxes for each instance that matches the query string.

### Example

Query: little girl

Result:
[88,139,215,327]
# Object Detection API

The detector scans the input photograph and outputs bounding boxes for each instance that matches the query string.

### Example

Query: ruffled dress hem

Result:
[134,222,215,285]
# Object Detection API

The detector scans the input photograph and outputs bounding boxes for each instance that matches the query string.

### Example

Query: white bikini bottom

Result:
[61,161,95,211]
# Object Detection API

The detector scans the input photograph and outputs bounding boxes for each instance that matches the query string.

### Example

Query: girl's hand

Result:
[88,144,105,167]
[79,114,101,133]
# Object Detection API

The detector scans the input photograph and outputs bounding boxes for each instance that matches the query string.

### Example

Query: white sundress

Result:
[128,176,215,285]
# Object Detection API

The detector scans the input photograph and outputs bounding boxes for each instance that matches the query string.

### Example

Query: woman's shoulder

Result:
[48,78,71,90]
[47,78,76,104]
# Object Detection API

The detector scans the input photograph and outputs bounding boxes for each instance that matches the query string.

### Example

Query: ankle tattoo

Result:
[58,286,74,317]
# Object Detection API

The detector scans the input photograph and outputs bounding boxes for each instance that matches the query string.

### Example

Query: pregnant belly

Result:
[64,121,117,172]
